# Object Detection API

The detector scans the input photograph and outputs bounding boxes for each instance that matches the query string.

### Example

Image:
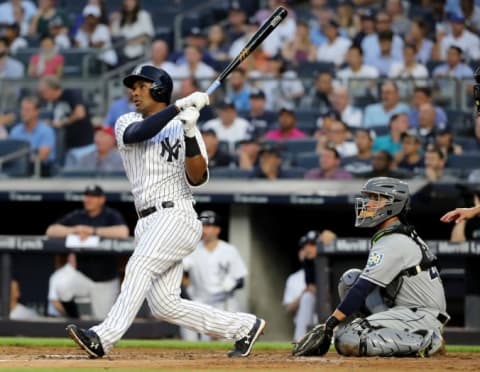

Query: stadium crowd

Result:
[0,0,479,181]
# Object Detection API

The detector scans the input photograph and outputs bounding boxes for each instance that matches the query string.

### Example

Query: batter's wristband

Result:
[185,136,201,157]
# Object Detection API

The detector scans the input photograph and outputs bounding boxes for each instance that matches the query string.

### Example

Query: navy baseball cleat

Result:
[66,324,105,358]
[228,318,266,357]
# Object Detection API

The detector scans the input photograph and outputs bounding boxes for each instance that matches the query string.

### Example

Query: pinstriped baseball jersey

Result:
[114,112,209,211]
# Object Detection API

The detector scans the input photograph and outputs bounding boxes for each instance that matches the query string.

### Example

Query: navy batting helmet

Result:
[123,64,173,104]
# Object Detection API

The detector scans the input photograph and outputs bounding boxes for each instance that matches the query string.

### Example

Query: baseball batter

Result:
[66,64,265,358]
[293,177,449,357]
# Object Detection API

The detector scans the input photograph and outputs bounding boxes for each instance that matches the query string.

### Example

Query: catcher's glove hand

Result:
[292,316,339,357]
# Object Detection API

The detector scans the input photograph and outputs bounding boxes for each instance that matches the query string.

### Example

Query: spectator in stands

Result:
[3,23,27,53]
[9,96,56,177]
[300,70,333,114]
[259,53,304,111]
[369,30,400,77]
[104,89,134,128]
[361,11,404,69]
[404,19,434,64]
[250,142,288,180]
[336,0,356,38]
[315,19,351,67]
[304,146,353,180]
[422,144,456,182]
[336,44,379,99]
[236,138,262,171]
[0,0,37,30]
[352,8,376,47]
[394,131,424,173]
[385,0,411,37]
[28,0,68,38]
[206,24,230,64]
[110,0,154,61]
[11,1,29,36]
[175,76,214,124]
[434,127,463,157]
[416,102,446,146]
[201,128,232,168]
[314,110,341,152]
[176,45,216,91]
[74,5,118,67]
[0,36,24,78]
[363,81,409,128]
[372,112,409,156]
[461,0,480,36]
[28,35,64,78]
[227,68,251,112]
[281,19,316,66]
[48,15,71,49]
[202,99,252,152]
[70,0,109,37]
[438,13,480,61]
[148,40,179,88]
[317,119,357,158]
[408,86,447,129]
[433,45,474,80]
[10,279,40,320]
[68,127,123,173]
[0,123,7,139]
[38,76,94,154]
[356,149,410,179]
[388,43,429,98]
[243,88,276,139]
[343,128,374,175]
[46,185,129,320]
[331,85,363,128]
[308,3,334,46]
[264,107,306,141]
[226,2,248,43]
[256,0,296,57]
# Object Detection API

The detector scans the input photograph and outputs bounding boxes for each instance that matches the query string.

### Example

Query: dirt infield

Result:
[0,347,479,371]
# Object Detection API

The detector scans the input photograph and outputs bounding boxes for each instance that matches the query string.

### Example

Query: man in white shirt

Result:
[440,13,480,61]
[10,279,40,320]
[202,99,252,152]
[316,19,351,67]
[331,85,363,128]
[337,45,379,98]
[176,45,216,91]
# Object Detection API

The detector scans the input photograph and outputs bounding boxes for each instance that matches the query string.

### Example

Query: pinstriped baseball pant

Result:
[91,201,256,353]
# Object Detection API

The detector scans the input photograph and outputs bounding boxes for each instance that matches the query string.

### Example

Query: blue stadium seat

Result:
[296,61,335,78]
[282,138,317,154]
[295,111,318,135]
[209,167,252,179]
[282,167,307,179]
[0,139,30,177]
[456,136,479,152]
[447,154,480,170]
[295,152,319,169]
[371,125,390,137]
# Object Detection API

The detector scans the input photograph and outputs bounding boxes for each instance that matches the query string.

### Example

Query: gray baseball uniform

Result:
[360,231,448,334]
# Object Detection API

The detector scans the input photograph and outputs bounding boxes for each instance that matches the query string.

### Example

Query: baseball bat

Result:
[205,6,288,95]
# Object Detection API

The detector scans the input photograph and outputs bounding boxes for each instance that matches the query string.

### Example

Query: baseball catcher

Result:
[293,177,449,358]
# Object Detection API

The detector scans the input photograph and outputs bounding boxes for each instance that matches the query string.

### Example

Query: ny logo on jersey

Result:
[160,137,181,162]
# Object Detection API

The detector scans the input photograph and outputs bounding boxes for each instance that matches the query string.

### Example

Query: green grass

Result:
[0,337,479,353]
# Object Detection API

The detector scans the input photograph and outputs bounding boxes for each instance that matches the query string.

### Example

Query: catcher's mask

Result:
[355,177,410,228]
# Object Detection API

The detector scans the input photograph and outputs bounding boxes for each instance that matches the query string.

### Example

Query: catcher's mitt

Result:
[292,323,332,357]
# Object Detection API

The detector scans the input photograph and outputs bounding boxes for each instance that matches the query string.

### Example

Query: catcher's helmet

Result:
[355,177,410,228]
[123,64,173,104]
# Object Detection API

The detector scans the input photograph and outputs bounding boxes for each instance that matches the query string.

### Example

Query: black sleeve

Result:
[303,258,316,285]
[56,210,81,226]
[123,104,179,144]
[105,208,127,225]
[337,278,377,316]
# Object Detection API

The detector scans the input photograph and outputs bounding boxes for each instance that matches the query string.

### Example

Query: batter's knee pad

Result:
[335,318,438,357]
